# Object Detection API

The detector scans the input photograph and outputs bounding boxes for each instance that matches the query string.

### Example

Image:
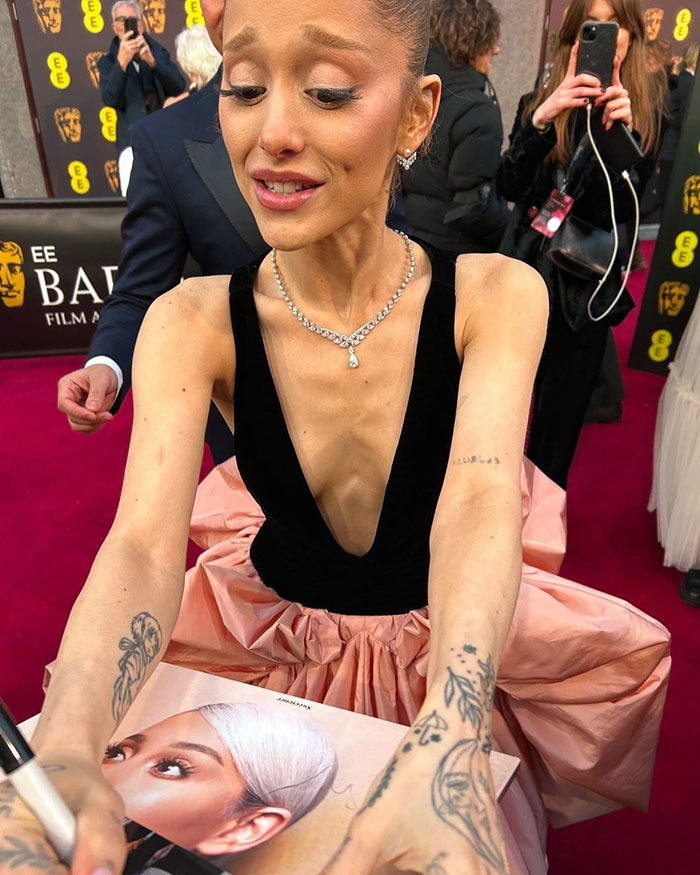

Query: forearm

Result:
[32,534,185,759]
[426,485,522,739]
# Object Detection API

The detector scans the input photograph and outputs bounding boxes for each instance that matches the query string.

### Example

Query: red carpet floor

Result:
[1,240,698,872]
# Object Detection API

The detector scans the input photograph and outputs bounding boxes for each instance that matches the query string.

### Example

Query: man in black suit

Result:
[99,2,186,157]
[57,69,268,463]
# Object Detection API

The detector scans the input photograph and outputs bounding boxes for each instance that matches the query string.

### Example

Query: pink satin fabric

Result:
[167,458,671,874]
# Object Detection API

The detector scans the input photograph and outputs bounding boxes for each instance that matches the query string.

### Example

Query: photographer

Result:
[98,1,185,158]
[497,0,660,489]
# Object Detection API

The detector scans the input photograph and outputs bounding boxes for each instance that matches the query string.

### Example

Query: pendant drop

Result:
[348,346,359,369]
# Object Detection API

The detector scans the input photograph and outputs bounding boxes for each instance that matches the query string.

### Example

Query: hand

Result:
[134,37,155,68]
[594,55,633,130]
[163,92,190,108]
[322,700,507,875]
[57,364,118,434]
[0,753,126,875]
[532,40,604,129]
[116,33,141,71]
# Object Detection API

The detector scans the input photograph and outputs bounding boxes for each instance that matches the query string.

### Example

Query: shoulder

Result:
[145,275,232,336]
[455,253,548,344]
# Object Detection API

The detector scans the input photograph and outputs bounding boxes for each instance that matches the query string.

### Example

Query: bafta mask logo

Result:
[54,107,82,143]
[33,0,62,34]
[658,281,690,317]
[141,0,166,33]
[0,242,25,309]
[104,160,120,193]
[683,175,700,215]
[644,8,664,41]
[85,51,105,88]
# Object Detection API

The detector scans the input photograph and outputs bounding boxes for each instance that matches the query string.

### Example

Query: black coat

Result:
[402,46,510,254]
[98,35,186,153]
[497,96,653,330]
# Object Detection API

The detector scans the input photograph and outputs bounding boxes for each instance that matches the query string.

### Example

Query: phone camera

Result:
[582,24,597,41]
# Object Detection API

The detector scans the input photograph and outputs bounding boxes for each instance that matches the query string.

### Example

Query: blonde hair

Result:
[199,702,338,826]
[679,42,700,73]
[175,25,222,89]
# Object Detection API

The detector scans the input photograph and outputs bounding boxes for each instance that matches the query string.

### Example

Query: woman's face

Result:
[218,0,423,250]
[587,0,631,63]
[102,711,247,850]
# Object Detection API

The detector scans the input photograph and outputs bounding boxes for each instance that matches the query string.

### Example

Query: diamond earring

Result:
[396,148,417,170]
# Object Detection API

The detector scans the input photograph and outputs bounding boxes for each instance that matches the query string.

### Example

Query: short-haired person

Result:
[497,0,661,489]
[401,0,511,254]
[99,2,186,159]
[6,1,669,873]
[162,25,223,109]
[102,703,338,856]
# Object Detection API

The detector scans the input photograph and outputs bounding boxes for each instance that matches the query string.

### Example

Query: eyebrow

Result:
[223,24,368,56]
[123,734,224,766]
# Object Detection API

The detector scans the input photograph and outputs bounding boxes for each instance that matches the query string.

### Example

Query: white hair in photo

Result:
[111,1,142,20]
[174,25,222,89]
[199,702,339,825]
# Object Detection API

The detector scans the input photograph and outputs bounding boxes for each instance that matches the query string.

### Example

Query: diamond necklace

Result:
[270,231,416,369]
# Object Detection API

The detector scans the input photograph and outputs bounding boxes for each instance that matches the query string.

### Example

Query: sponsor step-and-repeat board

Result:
[0,200,125,356]
[10,0,205,197]
[629,71,700,373]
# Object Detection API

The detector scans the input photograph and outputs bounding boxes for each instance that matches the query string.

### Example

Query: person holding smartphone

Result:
[98,2,186,163]
[497,0,661,490]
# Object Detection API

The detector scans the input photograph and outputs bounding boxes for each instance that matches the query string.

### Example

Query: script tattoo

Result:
[357,756,398,814]
[451,455,501,467]
[112,612,163,724]
[0,837,57,871]
[432,646,504,871]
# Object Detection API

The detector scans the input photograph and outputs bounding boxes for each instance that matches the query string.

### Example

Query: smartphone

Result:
[576,20,619,88]
[589,110,645,172]
[124,15,139,39]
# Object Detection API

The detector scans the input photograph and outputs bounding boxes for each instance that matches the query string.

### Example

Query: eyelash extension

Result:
[152,756,194,778]
[219,84,360,108]
[104,743,125,760]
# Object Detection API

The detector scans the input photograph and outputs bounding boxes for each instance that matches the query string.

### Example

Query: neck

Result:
[270,214,413,326]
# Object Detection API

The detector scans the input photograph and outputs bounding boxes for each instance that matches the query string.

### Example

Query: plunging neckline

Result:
[250,263,435,561]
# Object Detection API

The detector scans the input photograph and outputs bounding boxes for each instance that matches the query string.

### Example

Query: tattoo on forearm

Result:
[412,710,449,746]
[0,765,64,819]
[357,756,398,814]
[323,835,352,870]
[0,836,57,871]
[444,649,495,754]
[112,612,163,725]
[432,739,505,872]
[451,455,500,467]
[426,851,450,875]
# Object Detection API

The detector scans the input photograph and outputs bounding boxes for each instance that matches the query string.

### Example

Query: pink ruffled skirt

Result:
[166,459,671,874]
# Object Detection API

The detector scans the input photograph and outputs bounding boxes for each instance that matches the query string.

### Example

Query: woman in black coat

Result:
[402,0,510,254]
[497,0,659,489]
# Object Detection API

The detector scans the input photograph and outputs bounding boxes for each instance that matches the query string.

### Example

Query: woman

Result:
[401,0,511,254]
[102,703,337,855]
[497,0,660,489]
[1,1,669,874]
[163,25,223,108]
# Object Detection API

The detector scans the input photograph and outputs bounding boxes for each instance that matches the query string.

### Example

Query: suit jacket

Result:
[87,71,269,462]
[98,35,186,153]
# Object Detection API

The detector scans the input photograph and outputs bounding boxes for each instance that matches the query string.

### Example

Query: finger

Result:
[70,798,127,875]
[612,54,622,88]
[61,401,97,422]
[571,73,604,89]
[565,40,579,79]
[68,417,102,434]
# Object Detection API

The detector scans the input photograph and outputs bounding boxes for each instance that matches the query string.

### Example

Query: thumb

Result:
[85,382,110,412]
[566,40,579,79]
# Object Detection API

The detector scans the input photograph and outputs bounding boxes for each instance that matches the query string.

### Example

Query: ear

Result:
[398,74,442,155]
[194,807,292,856]
[200,0,225,52]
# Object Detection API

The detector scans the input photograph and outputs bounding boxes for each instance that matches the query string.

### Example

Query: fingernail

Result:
[92,869,113,875]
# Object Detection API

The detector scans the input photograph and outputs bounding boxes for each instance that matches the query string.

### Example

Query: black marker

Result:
[0,699,75,863]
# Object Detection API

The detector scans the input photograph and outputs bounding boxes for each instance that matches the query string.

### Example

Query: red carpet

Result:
[1,240,698,872]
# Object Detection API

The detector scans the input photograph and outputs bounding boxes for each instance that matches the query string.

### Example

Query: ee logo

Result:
[674,8,692,41]
[68,160,91,194]
[99,106,117,142]
[648,329,673,363]
[184,0,204,27]
[671,231,697,267]
[47,52,70,90]
[82,0,104,33]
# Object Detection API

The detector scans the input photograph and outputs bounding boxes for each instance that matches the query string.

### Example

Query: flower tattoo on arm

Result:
[112,612,163,724]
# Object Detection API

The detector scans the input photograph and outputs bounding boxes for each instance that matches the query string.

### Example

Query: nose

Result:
[258,91,305,159]
[493,44,501,56]
[0,264,11,288]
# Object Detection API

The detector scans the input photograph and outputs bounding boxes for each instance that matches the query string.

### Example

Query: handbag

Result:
[547,215,615,280]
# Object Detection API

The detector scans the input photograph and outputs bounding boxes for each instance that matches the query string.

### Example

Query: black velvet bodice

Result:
[229,244,461,615]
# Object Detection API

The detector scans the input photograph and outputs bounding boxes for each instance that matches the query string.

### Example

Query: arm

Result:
[98,52,128,111]
[495,97,558,203]
[87,121,189,412]
[443,102,511,250]
[26,279,233,872]
[324,256,548,875]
